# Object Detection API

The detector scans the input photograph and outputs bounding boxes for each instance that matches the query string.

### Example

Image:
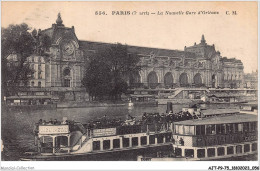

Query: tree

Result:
[1,23,35,97]
[82,59,112,100]
[82,43,140,100]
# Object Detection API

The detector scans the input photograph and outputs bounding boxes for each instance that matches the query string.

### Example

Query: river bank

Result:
[57,101,127,108]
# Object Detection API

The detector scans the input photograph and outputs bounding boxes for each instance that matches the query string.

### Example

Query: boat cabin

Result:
[128,94,158,106]
[36,120,86,154]
[240,103,258,113]
[172,113,257,159]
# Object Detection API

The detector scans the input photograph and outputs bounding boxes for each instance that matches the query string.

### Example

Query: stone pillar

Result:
[57,64,61,86]
[138,136,141,146]
[194,148,197,158]
[143,70,148,84]
[147,136,150,145]
[163,136,166,143]
[68,135,70,153]
[215,147,217,157]
[100,140,103,151]
[110,139,113,150]
[233,146,236,155]
[120,137,123,148]
[249,144,252,152]
[224,146,227,155]
[241,145,244,153]
[129,137,132,147]
[91,139,94,151]
[205,148,208,158]
[52,136,56,154]
[155,137,158,145]
[182,147,185,157]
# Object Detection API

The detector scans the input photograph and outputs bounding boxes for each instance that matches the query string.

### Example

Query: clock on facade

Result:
[62,41,74,56]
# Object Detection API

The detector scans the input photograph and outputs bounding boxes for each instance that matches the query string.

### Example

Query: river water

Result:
[0,103,243,161]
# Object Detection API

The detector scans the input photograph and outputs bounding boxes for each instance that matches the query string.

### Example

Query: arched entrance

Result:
[129,72,141,88]
[147,71,158,89]
[179,73,189,87]
[164,72,173,88]
[63,68,71,87]
[193,73,202,87]
[212,74,216,88]
[129,72,141,84]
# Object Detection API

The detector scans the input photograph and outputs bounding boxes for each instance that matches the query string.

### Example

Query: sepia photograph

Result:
[0,1,259,170]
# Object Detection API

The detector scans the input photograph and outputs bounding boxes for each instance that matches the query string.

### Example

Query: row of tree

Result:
[2,23,51,98]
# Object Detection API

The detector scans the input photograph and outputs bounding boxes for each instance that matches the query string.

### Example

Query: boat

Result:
[20,112,180,161]
[239,102,258,115]
[5,95,57,111]
[21,102,257,161]
[138,110,258,161]
[128,94,158,107]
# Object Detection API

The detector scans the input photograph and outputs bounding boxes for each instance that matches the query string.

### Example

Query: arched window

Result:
[129,72,141,84]
[63,68,71,76]
[164,72,173,87]
[31,81,35,87]
[147,71,158,89]
[63,68,71,87]
[179,73,188,87]
[38,81,41,88]
[64,79,70,87]
[212,74,216,88]
[194,73,202,87]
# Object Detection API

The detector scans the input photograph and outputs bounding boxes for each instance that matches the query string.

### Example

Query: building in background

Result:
[126,35,244,89]
[244,71,258,89]
[6,13,248,102]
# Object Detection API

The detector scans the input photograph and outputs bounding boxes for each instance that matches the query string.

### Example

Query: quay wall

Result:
[57,101,126,108]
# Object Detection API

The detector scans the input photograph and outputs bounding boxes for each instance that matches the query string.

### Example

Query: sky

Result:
[2,1,258,73]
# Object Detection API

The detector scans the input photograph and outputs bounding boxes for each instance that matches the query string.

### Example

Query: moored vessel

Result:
[21,102,257,161]
[21,108,183,161]
[138,111,258,161]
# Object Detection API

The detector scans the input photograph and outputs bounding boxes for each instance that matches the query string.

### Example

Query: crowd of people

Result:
[36,118,69,125]
[34,109,201,132]
[83,109,200,130]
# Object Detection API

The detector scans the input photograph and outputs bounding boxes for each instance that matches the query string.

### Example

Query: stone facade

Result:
[28,13,86,101]
[126,35,243,89]
[28,56,46,87]
[244,71,258,89]
[41,14,85,89]
[23,14,245,101]
[222,57,244,88]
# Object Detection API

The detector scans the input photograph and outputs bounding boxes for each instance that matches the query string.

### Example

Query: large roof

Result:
[202,109,239,115]
[41,26,78,45]
[174,113,257,125]
[79,40,195,58]
[221,57,243,64]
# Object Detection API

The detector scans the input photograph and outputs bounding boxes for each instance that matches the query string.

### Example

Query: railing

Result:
[40,147,71,154]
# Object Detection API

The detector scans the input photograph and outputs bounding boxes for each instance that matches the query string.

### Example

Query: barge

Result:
[21,103,257,161]
[21,110,182,161]
[138,111,258,161]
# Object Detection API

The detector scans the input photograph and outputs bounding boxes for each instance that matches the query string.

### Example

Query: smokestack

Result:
[166,102,173,113]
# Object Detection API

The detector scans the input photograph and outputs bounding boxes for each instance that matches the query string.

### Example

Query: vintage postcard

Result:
[1,1,258,170]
